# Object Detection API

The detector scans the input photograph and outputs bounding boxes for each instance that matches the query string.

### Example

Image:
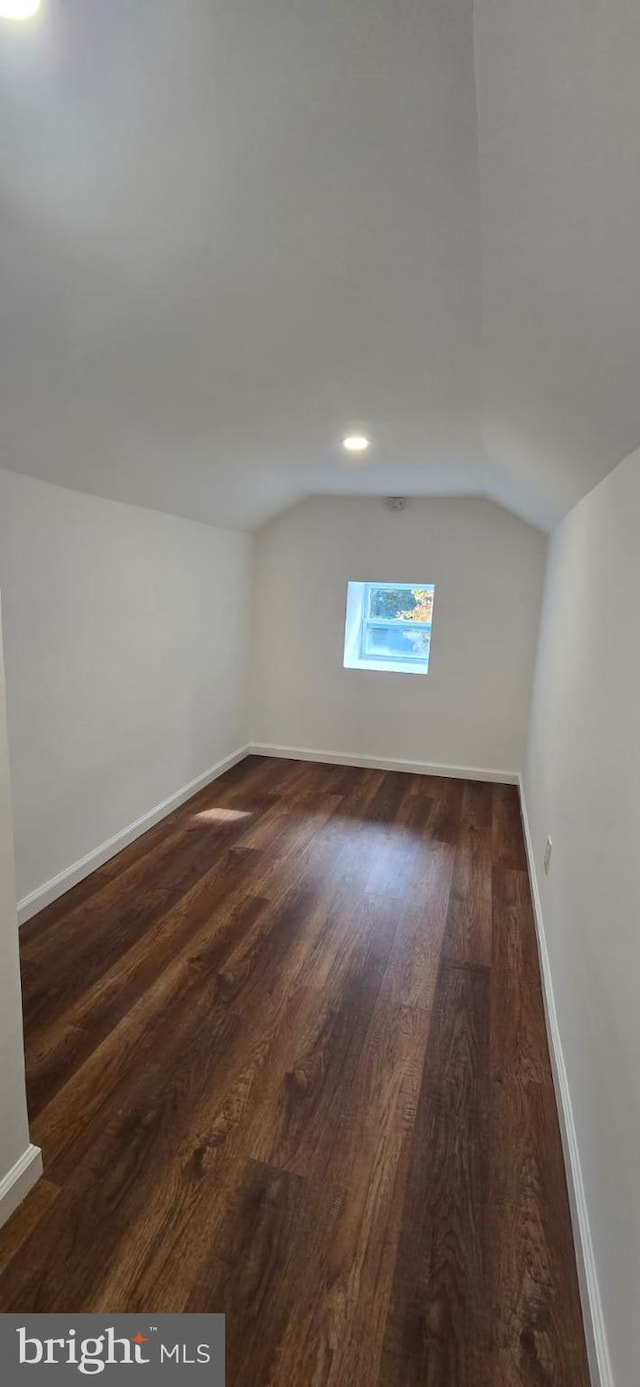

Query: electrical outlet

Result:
[544,837,552,875]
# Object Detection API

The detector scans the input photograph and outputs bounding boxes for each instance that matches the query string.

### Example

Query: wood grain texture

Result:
[0,756,589,1385]
[380,959,491,1387]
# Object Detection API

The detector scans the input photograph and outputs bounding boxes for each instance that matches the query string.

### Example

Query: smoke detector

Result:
[384,497,406,511]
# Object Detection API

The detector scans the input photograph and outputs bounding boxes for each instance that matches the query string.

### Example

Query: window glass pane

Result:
[368,586,408,619]
[368,585,434,623]
[362,623,431,661]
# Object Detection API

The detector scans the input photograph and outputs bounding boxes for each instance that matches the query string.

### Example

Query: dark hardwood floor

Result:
[0,755,590,1385]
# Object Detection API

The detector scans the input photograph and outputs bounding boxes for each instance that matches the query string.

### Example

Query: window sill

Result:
[343,656,429,676]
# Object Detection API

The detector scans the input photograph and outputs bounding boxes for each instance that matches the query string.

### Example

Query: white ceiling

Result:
[0,0,638,531]
[474,0,640,529]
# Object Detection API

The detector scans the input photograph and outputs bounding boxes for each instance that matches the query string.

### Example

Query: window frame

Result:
[360,582,433,667]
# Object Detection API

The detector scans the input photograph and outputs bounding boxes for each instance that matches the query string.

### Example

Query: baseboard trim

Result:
[17,745,251,926]
[0,1144,42,1231]
[250,743,519,784]
[518,778,613,1387]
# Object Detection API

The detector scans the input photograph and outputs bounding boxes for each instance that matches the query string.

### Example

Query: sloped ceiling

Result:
[474,0,640,529]
[0,0,638,531]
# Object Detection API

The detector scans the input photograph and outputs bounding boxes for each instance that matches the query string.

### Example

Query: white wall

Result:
[251,496,546,774]
[524,448,640,1387]
[0,469,252,911]
[0,593,39,1220]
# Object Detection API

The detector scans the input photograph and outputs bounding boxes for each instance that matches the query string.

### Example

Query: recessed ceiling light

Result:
[342,434,370,454]
[0,0,41,18]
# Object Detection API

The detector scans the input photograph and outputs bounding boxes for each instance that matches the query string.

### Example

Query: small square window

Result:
[343,582,435,674]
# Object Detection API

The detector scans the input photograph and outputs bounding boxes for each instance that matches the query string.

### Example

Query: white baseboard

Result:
[18,745,251,926]
[518,779,613,1387]
[0,1144,42,1232]
[250,743,518,785]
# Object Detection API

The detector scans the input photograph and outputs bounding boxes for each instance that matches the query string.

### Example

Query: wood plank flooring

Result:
[0,755,590,1385]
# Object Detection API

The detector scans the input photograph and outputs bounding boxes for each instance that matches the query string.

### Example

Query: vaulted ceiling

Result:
[0,1,638,531]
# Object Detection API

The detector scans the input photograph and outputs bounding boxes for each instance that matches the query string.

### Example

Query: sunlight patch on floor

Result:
[192,807,253,824]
